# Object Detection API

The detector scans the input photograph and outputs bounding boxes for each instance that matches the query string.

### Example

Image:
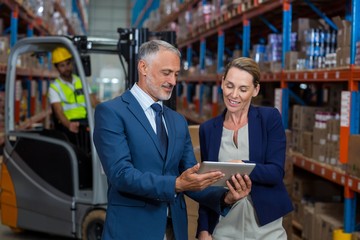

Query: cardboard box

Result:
[336,46,351,67]
[312,127,327,145]
[188,125,201,163]
[292,174,342,202]
[303,205,314,240]
[269,61,282,72]
[185,196,199,239]
[301,131,313,158]
[325,141,339,166]
[283,213,293,239]
[292,199,304,226]
[291,129,302,152]
[333,16,351,47]
[284,155,294,185]
[312,144,326,162]
[0,36,9,64]
[353,231,360,240]
[315,214,343,240]
[292,18,322,44]
[292,105,329,132]
[187,125,201,239]
[285,129,293,152]
[285,51,306,70]
[302,202,344,240]
[327,119,340,142]
[348,135,360,178]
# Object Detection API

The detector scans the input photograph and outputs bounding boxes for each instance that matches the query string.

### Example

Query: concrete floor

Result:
[0,223,73,240]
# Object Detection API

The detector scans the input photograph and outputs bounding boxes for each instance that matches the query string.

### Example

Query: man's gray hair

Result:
[138,39,181,63]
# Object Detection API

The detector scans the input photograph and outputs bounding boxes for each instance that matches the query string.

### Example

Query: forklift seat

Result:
[12,129,93,196]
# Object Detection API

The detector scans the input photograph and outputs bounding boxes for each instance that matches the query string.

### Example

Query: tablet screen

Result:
[198,161,255,187]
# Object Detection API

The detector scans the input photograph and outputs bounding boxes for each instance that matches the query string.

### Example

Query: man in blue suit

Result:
[93,40,252,240]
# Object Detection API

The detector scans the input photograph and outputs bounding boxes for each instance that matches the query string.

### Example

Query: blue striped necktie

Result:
[151,103,168,157]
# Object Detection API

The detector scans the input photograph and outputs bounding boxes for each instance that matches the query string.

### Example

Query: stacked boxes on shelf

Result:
[301,202,344,240]
[264,33,283,72]
[292,168,344,240]
[0,36,9,64]
[312,111,340,166]
[291,104,341,168]
[150,0,273,42]
[356,41,360,66]
[10,0,84,35]
[285,17,338,70]
[17,52,50,71]
[14,77,50,129]
[144,0,184,34]
[176,10,193,42]
[291,105,328,153]
[303,28,337,69]
[257,32,297,72]
[347,135,360,180]
[333,16,351,67]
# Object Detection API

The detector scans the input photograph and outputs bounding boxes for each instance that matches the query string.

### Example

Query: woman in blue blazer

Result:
[197,57,293,240]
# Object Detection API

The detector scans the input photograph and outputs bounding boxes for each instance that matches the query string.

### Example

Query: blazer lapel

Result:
[209,115,224,161]
[248,106,262,162]
[122,91,165,158]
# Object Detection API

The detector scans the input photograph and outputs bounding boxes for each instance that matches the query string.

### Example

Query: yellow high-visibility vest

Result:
[50,75,87,120]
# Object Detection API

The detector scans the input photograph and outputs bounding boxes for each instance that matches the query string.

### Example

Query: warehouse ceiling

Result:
[88,0,131,39]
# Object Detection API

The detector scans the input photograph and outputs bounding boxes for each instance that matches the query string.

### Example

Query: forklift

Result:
[0,29,176,239]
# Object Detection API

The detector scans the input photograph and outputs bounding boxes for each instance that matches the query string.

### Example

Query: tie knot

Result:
[151,103,163,113]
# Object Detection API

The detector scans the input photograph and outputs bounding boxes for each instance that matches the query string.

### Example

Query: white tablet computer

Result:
[198,161,256,187]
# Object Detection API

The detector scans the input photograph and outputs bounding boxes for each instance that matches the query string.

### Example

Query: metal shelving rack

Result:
[148,0,360,234]
[0,0,86,129]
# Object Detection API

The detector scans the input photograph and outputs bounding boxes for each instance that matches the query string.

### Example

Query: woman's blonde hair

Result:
[223,57,260,87]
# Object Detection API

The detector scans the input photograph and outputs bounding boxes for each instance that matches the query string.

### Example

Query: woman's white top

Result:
[212,125,286,240]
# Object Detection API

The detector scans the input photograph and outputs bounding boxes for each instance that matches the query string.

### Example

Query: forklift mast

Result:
[117,28,177,110]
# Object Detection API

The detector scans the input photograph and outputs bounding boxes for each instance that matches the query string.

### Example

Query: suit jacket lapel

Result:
[248,106,262,162]
[209,114,224,162]
[122,91,165,158]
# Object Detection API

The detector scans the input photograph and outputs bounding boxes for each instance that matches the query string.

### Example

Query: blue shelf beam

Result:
[350,0,360,64]
[282,2,291,68]
[242,19,250,57]
[344,0,360,233]
[225,47,233,57]
[132,0,159,28]
[259,15,279,34]
[72,0,87,34]
[288,89,306,106]
[10,10,18,48]
[200,39,206,72]
[350,92,360,135]
[344,91,360,233]
[304,0,338,30]
[217,30,225,74]
[27,24,33,37]
[186,45,193,68]
[344,192,357,233]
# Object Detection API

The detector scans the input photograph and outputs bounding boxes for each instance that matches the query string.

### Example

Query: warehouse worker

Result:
[49,47,98,149]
